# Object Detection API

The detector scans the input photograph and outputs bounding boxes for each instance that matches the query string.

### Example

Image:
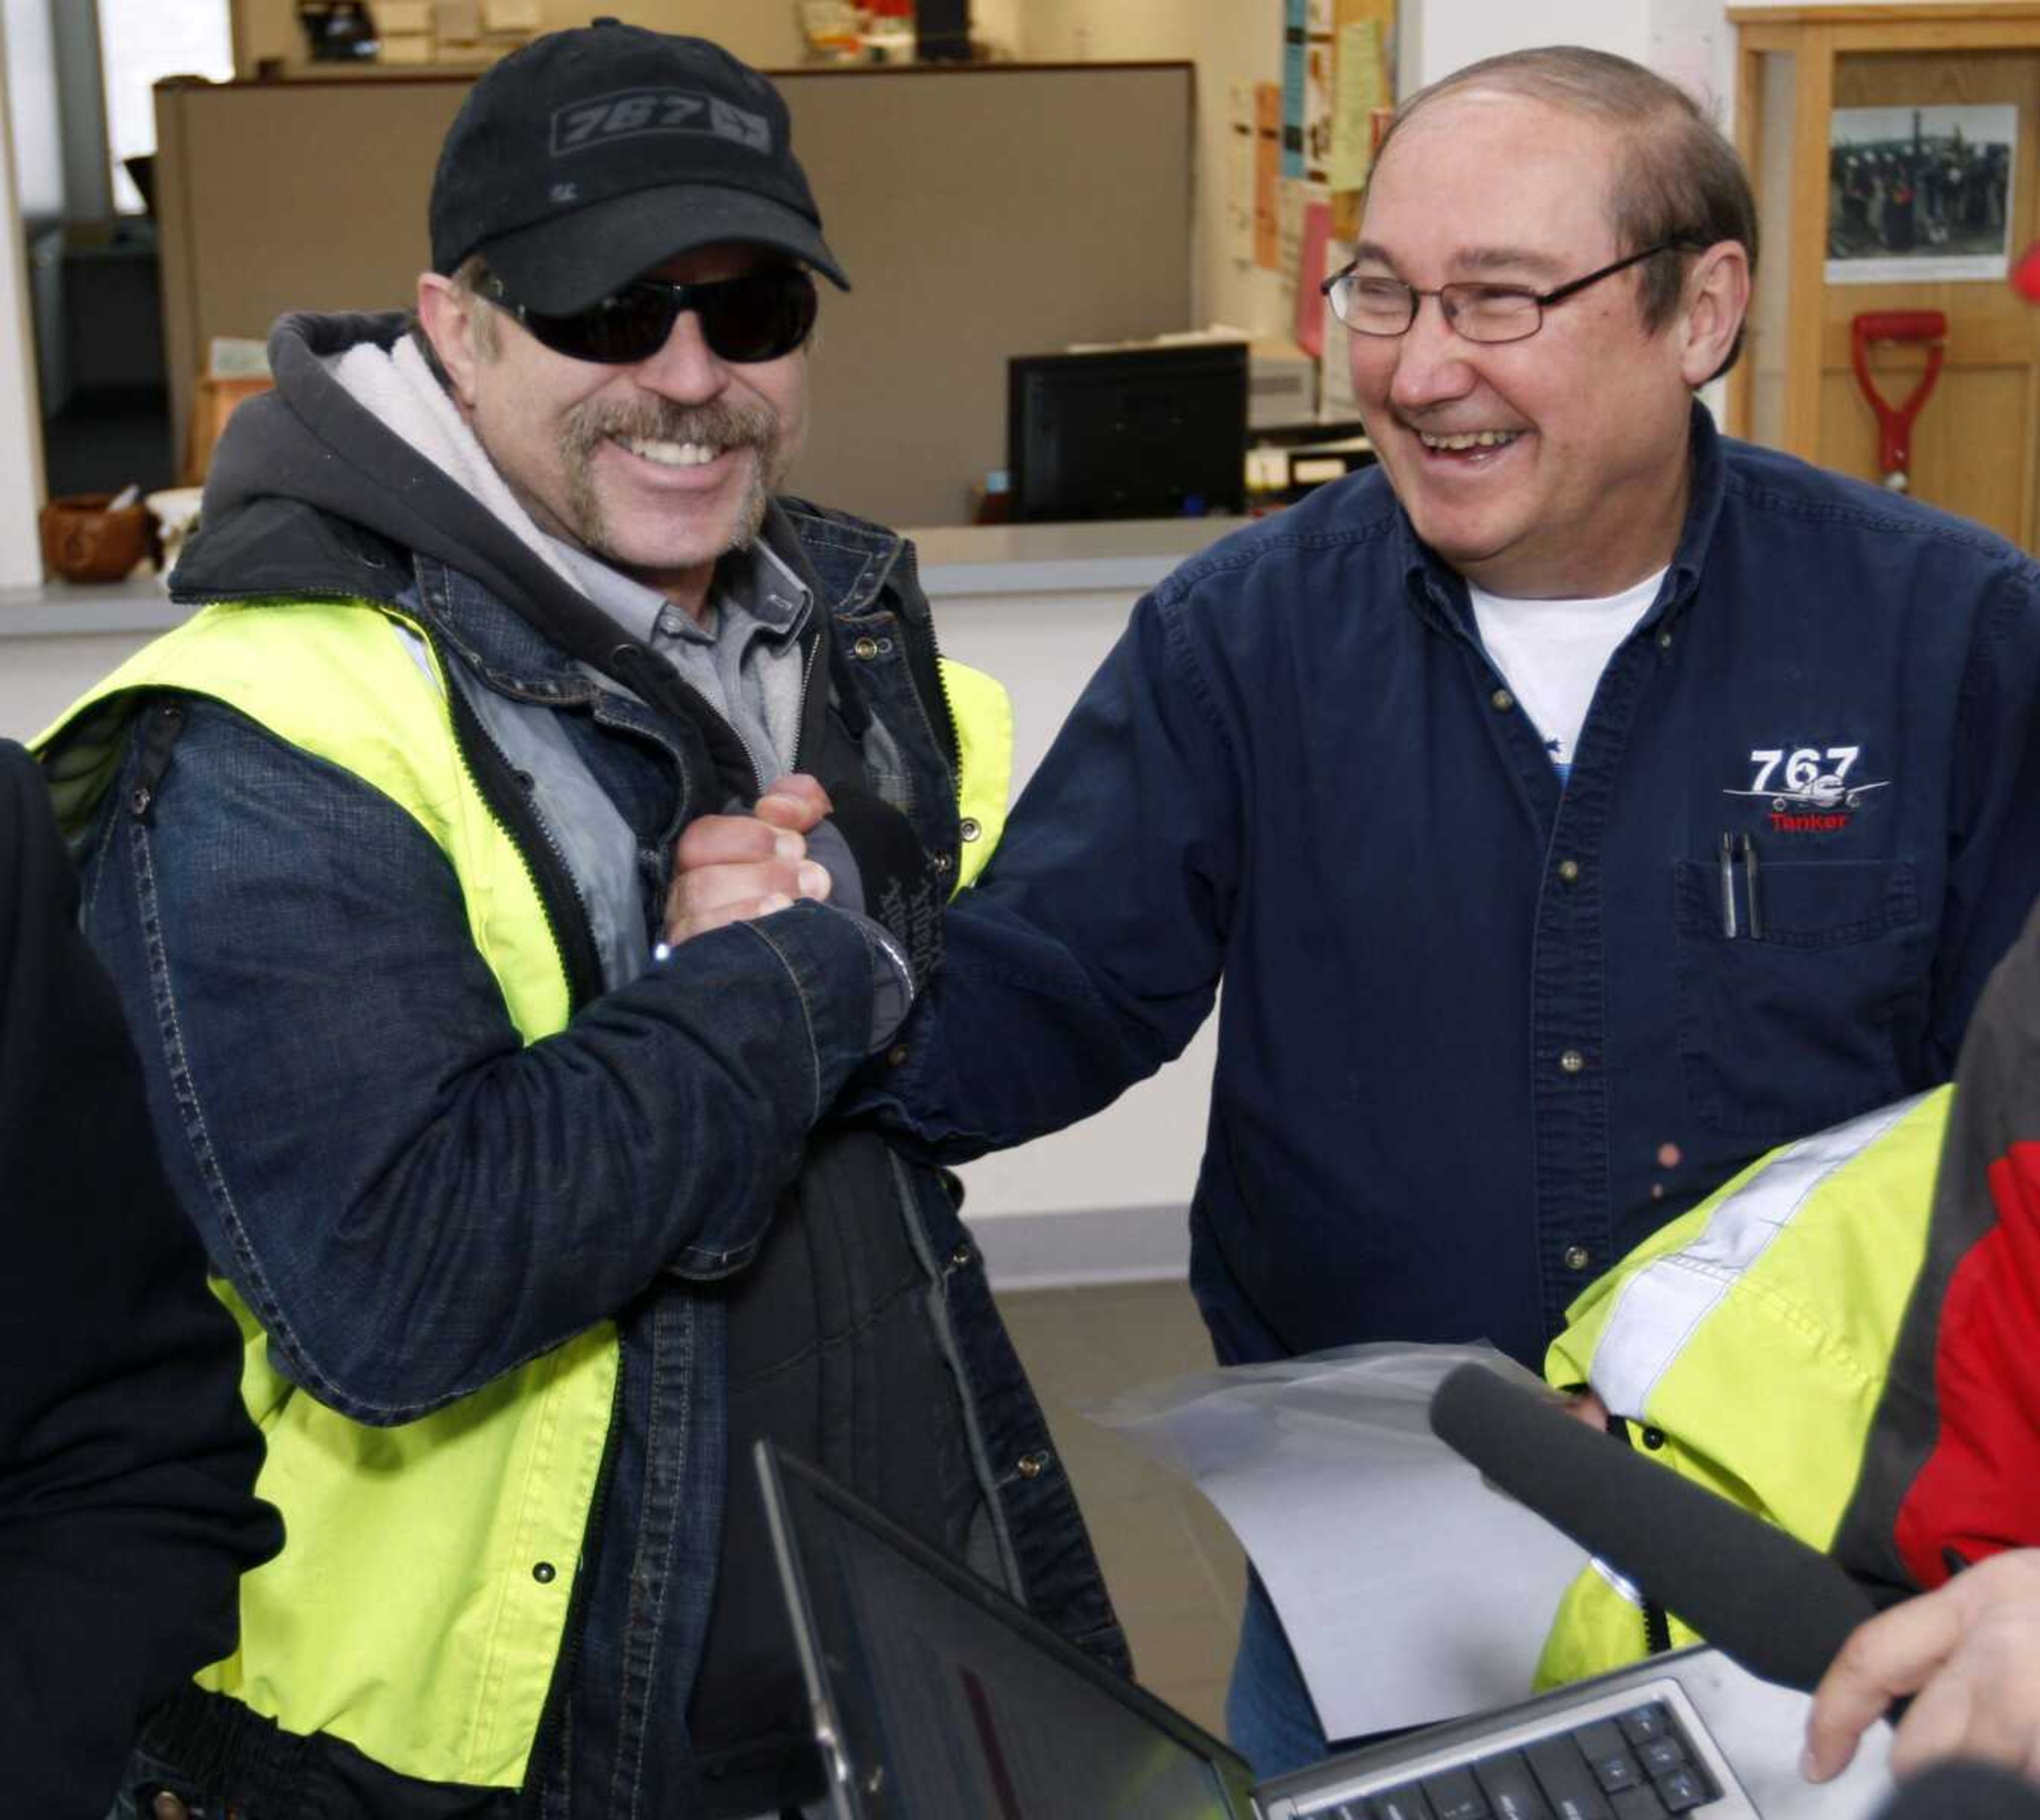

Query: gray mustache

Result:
[568,397,777,455]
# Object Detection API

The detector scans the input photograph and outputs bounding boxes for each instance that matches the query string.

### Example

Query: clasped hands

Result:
[661,774,837,946]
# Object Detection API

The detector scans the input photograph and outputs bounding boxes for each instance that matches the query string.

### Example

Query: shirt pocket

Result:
[1673,857,1925,1139]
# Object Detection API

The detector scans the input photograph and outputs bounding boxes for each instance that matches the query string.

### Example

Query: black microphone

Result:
[1429,1363,1879,1694]
[1876,1762,2040,1820]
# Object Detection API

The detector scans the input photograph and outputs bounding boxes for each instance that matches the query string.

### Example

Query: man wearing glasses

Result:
[715,44,2040,1773]
[36,22,1121,1817]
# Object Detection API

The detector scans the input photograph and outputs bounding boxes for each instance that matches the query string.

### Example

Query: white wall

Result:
[4,0,60,224]
[53,0,112,222]
[0,4,47,586]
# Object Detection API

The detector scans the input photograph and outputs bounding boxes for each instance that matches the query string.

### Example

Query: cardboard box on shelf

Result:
[377,0,431,30]
[377,31,435,64]
[183,376,274,484]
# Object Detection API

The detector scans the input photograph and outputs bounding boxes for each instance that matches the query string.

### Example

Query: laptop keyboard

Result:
[1319,1702,1720,1819]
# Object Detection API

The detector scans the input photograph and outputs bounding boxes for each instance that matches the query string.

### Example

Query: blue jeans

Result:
[1225,1570,1336,1778]
[1226,1571,1430,1780]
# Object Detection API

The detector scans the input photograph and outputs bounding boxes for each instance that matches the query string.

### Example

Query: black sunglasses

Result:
[478,266,819,366]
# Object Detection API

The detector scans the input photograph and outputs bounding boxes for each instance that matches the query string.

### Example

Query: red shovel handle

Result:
[1851,311,1946,483]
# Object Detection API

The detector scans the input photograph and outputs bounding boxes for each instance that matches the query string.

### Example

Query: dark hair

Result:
[1373,46,1757,377]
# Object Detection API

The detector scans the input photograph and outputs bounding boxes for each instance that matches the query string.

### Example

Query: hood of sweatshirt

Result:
[171,308,849,798]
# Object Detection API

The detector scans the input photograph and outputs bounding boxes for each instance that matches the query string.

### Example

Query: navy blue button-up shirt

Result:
[873,409,2040,1368]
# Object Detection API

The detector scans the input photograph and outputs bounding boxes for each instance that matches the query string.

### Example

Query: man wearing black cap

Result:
[36,21,1122,1818]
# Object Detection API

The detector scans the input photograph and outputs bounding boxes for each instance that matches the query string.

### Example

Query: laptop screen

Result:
[760,1445,1255,1820]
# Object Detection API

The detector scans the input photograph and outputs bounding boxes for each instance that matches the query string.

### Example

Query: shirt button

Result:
[1658,628,1674,650]
[959,817,982,842]
[1559,1048,1586,1074]
[932,851,955,874]
[950,1241,975,1268]
[1557,858,1580,883]
[1490,687,1515,712]
[1564,1244,1593,1272]
[853,636,880,660]
[656,607,689,638]
[532,1560,557,1584]
[886,1043,911,1068]
[1016,1449,1052,1479]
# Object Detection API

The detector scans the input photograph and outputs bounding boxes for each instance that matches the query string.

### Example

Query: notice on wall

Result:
[1329,20,1387,192]
[1277,177,1328,314]
[1295,198,1334,360]
[1282,0,1308,178]
[1319,237,1355,421]
[1304,13,1338,185]
[1229,83,1256,266]
[1255,82,1284,270]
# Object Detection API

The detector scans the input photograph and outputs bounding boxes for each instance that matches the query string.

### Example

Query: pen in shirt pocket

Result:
[1716,832,1764,939]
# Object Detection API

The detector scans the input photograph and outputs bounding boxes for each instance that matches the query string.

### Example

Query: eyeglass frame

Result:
[1320,239,1706,344]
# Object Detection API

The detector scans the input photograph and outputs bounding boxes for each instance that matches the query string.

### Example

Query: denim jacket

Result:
[50,486,1124,1815]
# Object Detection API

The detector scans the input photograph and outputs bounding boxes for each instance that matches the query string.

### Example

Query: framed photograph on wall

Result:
[1826,103,2016,283]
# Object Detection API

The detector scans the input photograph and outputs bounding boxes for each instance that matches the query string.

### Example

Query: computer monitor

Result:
[1007,343,1248,522]
[915,0,971,61]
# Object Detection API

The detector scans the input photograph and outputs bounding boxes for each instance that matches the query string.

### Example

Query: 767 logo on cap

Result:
[1722,744,1889,831]
[551,89,771,156]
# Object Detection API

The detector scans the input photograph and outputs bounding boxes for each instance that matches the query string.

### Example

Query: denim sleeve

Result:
[79,700,877,1426]
[851,582,1239,1156]
[1930,559,2040,1072]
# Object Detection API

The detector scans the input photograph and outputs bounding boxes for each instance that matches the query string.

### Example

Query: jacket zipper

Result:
[788,631,824,775]
[441,659,605,1011]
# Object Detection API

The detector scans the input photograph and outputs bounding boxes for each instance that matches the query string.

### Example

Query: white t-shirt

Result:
[1468,569,1666,782]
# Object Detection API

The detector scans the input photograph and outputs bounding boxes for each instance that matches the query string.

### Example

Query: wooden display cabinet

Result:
[1730,3,2040,545]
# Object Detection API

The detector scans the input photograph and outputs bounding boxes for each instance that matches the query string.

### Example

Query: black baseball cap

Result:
[428,19,848,314]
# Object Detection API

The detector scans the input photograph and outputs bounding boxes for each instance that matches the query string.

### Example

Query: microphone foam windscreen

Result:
[1429,1363,1877,1693]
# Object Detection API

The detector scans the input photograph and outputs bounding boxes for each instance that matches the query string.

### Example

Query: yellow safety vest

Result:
[38,593,1013,1787]
[1535,1090,1950,1689]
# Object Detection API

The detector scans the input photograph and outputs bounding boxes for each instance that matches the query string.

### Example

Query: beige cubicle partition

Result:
[154,63,1195,528]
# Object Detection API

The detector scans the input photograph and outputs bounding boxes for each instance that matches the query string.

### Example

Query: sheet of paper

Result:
[1228,83,1256,266]
[1087,1343,1589,1738]
[1295,200,1333,360]
[1319,237,1355,419]
[1282,0,1308,179]
[1329,20,1387,192]
[1255,83,1283,270]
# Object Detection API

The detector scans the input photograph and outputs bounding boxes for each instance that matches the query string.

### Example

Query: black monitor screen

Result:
[1007,343,1248,522]
[761,1447,1252,1820]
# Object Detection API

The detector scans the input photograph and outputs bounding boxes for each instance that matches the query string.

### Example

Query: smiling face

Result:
[422,243,809,616]
[1348,93,1713,599]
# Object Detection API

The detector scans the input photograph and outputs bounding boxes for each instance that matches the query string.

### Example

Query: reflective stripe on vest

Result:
[1534,1089,1951,1690]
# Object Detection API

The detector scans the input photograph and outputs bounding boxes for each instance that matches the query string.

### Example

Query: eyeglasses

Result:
[478,266,819,366]
[1321,241,1700,344]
